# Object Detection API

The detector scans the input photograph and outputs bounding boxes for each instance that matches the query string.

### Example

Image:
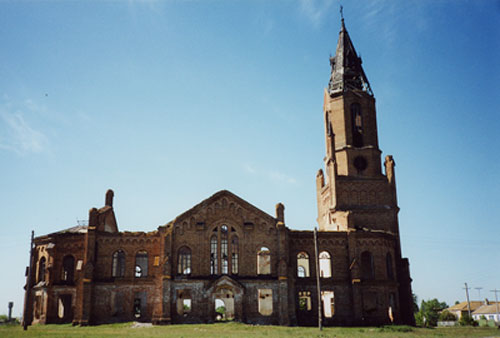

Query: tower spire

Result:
[328,15,372,97]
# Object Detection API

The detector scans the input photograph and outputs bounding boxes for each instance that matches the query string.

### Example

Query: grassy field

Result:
[1,322,499,338]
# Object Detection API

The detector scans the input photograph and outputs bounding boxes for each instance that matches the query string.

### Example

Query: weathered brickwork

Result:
[23,19,414,327]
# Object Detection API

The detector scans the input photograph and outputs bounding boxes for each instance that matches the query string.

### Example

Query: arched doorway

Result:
[214,288,234,321]
[207,276,244,323]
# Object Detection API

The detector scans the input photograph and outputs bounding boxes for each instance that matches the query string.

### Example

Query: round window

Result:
[353,156,368,171]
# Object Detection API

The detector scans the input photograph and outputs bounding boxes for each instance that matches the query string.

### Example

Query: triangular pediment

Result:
[207,275,245,294]
[167,190,277,227]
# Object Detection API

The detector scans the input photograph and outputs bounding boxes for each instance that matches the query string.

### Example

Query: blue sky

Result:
[1,0,499,316]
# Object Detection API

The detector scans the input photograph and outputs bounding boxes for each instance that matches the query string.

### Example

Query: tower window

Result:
[361,251,374,280]
[386,253,394,280]
[351,103,363,147]
[354,156,368,174]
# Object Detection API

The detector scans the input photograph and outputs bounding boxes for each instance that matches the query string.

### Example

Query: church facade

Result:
[23,20,414,327]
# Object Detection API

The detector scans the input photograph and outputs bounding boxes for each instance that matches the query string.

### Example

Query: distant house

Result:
[446,301,484,319]
[472,301,500,323]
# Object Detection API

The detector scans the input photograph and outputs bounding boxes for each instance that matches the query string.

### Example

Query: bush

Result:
[438,310,457,321]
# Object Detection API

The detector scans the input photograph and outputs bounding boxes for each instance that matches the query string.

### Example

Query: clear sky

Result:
[1,0,499,317]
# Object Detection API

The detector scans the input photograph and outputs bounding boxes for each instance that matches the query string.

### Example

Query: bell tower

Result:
[316,18,398,233]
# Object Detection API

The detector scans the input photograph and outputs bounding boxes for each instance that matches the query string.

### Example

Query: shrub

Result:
[438,310,457,321]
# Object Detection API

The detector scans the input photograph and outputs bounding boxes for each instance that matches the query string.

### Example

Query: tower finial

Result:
[340,5,345,30]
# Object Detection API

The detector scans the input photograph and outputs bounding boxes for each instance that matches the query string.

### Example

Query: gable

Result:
[167,190,277,231]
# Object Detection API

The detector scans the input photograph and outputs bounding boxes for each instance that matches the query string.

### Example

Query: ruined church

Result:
[23,19,414,327]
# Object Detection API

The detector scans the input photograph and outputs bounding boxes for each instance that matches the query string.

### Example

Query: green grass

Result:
[1,322,499,338]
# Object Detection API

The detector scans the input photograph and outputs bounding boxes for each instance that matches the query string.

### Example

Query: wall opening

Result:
[319,251,331,278]
[297,251,310,277]
[177,290,192,317]
[386,253,394,280]
[231,236,239,274]
[257,247,271,275]
[61,255,75,283]
[361,251,374,280]
[177,246,192,275]
[38,257,46,283]
[210,235,218,275]
[321,291,335,318]
[258,289,273,316]
[135,250,148,278]
[112,250,125,278]
[298,291,312,311]
[351,103,363,147]
[214,288,234,321]
[57,294,72,322]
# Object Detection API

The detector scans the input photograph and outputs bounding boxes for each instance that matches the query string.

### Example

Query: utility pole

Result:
[22,230,34,330]
[463,283,471,317]
[491,289,500,324]
[475,287,483,300]
[314,227,322,330]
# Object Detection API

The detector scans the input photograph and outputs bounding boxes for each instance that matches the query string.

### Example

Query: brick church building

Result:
[23,19,415,327]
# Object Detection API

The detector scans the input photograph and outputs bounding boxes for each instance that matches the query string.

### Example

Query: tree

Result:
[415,298,448,327]
[458,313,477,326]
[413,293,419,314]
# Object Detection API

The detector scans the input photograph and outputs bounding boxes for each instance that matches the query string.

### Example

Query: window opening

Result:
[319,251,332,278]
[258,289,273,316]
[321,291,335,318]
[361,251,374,280]
[351,103,363,147]
[61,255,75,283]
[135,250,148,278]
[298,291,312,311]
[257,247,271,275]
[133,298,142,318]
[210,235,218,275]
[112,250,125,277]
[221,228,228,274]
[38,257,46,283]
[178,246,192,275]
[297,252,310,277]
[386,253,394,280]
[231,236,239,274]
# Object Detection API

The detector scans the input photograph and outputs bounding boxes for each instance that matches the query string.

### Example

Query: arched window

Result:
[112,250,125,278]
[361,251,374,280]
[210,235,218,275]
[257,247,271,275]
[61,255,75,283]
[38,257,46,283]
[210,224,239,275]
[351,103,363,147]
[135,250,148,278]
[386,253,394,280]
[178,246,191,275]
[221,225,228,274]
[231,236,239,274]
[296,252,310,278]
[319,251,332,278]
